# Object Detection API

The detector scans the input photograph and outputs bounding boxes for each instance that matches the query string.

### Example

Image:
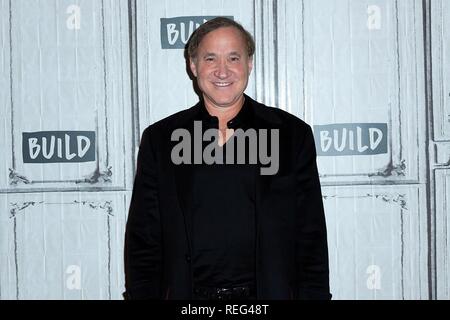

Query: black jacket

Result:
[124,95,331,300]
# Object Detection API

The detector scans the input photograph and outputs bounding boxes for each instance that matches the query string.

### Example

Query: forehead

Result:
[198,26,247,53]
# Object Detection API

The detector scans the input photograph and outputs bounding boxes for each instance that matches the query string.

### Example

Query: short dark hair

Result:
[187,17,255,59]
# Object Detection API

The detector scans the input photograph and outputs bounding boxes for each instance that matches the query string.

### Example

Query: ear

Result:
[247,56,254,74]
[189,58,198,77]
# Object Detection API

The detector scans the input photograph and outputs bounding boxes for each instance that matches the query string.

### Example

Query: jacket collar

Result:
[187,93,281,130]
[195,95,254,130]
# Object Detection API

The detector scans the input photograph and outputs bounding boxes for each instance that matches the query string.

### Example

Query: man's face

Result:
[190,27,253,109]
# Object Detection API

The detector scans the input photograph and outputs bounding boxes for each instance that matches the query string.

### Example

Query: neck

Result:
[204,95,245,130]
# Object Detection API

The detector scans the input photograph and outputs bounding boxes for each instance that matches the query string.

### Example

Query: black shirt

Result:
[191,98,257,288]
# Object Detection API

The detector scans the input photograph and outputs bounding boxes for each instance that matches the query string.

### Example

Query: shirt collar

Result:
[197,95,253,129]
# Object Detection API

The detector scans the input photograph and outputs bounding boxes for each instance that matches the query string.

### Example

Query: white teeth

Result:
[214,82,232,87]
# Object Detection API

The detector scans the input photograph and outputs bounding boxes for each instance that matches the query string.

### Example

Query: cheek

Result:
[197,67,213,79]
[236,64,250,74]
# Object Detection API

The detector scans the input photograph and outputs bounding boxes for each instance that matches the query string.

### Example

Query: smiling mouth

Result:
[213,82,233,87]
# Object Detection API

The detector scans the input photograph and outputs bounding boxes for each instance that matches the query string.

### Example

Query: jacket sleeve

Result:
[294,124,332,300]
[124,127,163,299]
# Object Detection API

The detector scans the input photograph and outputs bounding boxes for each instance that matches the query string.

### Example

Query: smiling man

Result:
[124,17,331,300]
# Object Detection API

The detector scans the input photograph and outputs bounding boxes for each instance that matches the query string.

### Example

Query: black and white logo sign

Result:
[22,131,96,163]
[313,123,388,156]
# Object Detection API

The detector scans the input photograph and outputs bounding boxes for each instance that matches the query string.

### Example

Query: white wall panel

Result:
[1,0,132,192]
[0,192,128,300]
[435,170,450,299]
[431,0,450,141]
[303,0,426,185]
[0,0,12,193]
[323,184,428,299]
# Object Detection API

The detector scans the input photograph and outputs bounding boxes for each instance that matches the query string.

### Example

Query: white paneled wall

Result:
[3,0,132,191]
[323,185,427,299]
[0,0,447,299]
[1,192,128,299]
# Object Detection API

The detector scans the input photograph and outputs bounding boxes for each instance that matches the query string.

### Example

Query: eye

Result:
[204,56,215,62]
[230,56,240,62]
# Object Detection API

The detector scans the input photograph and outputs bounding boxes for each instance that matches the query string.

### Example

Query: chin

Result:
[207,90,243,105]
[210,96,240,108]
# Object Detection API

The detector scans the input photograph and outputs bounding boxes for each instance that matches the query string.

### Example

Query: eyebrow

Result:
[202,52,242,58]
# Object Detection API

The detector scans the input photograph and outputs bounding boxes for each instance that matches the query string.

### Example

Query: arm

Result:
[124,127,163,299]
[294,124,332,300]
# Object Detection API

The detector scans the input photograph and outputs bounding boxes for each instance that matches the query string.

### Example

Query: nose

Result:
[214,60,230,79]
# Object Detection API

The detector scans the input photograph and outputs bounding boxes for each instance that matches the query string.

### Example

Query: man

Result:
[124,17,331,300]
